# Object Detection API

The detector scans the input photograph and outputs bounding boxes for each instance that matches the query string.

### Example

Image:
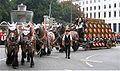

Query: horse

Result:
[20,23,35,67]
[5,23,20,69]
[35,24,55,57]
[69,31,79,51]
[51,24,66,52]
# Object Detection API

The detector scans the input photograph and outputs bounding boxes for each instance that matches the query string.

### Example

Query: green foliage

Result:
[0,0,83,24]
[0,0,12,22]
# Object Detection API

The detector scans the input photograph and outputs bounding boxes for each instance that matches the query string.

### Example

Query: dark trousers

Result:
[65,45,70,58]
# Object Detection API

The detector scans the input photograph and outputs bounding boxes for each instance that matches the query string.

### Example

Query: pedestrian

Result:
[62,26,72,59]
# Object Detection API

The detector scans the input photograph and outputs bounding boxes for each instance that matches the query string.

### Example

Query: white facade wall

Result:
[72,0,120,33]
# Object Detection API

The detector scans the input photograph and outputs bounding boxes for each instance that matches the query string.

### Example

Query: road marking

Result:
[64,69,72,71]
[86,61,93,67]
[81,59,103,63]
[49,56,60,59]
[0,58,6,61]
[83,54,103,68]
[86,54,99,60]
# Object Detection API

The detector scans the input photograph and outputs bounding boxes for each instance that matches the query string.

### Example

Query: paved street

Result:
[0,45,120,70]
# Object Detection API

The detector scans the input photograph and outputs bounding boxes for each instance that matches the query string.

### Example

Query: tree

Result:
[0,0,12,22]
[50,1,84,24]
[0,0,84,24]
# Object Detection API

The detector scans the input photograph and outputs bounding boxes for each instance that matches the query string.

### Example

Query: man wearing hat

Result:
[62,26,72,59]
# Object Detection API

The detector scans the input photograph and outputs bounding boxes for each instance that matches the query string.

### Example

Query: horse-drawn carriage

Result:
[49,18,116,52]
[67,18,116,51]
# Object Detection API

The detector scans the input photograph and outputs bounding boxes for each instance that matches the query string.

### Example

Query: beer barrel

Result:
[89,33,92,39]
[93,28,97,33]
[89,28,93,33]
[101,34,104,38]
[94,24,97,28]
[109,29,112,33]
[93,34,97,38]
[85,28,88,33]
[98,24,101,28]
[109,34,112,38]
[102,29,104,33]
[105,29,108,33]
[102,24,104,28]
[105,24,108,28]
[84,34,88,38]
[105,34,108,38]
[97,34,101,38]
[98,28,101,33]
[89,23,93,28]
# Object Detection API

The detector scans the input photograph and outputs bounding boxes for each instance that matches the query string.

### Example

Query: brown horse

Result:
[51,24,66,52]
[35,25,55,56]
[5,23,20,69]
[54,24,80,52]
[69,31,79,51]
[20,23,35,67]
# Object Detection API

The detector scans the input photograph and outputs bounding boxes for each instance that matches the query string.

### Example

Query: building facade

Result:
[72,0,120,33]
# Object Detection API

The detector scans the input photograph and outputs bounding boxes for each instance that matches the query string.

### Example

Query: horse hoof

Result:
[27,60,30,62]
[30,63,34,68]
[6,64,11,66]
[21,62,24,65]
[13,66,18,69]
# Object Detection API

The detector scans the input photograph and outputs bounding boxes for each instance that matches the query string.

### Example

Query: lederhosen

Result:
[64,35,71,58]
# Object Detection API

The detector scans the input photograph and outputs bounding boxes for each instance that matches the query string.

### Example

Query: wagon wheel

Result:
[106,42,111,49]
[82,42,90,51]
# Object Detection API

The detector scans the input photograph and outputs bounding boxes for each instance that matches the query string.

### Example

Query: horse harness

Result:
[22,27,32,46]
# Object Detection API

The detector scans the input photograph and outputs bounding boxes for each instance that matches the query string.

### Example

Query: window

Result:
[86,13,88,17]
[90,13,92,18]
[98,12,100,18]
[98,0,100,2]
[90,7,92,10]
[86,1,88,4]
[83,1,84,5]
[109,4,111,8]
[113,23,117,32]
[98,6,100,10]
[79,2,81,5]
[119,11,120,17]
[119,23,120,32]
[114,11,116,17]
[83,8,84,11]
[108,23,111,28]
[114,3,116,8]
[119,3,120,7]
[94,12,96,18]
[90,0,92,3]
[104,12,106,18]
[109,12,111,17]
[104,5,106,9]
[86,7,88,11]
[94,6,96,10]
[94,0,96,3]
